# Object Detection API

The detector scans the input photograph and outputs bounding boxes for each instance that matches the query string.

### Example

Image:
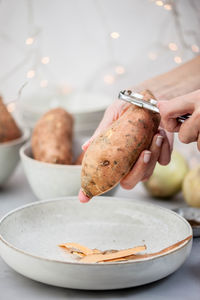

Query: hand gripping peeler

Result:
[118,90,191,123]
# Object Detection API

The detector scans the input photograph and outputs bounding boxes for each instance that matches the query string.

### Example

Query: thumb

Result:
[158,96,194,132]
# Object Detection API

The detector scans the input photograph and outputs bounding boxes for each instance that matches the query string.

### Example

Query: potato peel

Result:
[58,235,192,263]
[80,245,146,263]
[58,242,94,255]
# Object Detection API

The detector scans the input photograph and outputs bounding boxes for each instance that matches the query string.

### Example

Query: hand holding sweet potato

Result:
[79,90,173,202]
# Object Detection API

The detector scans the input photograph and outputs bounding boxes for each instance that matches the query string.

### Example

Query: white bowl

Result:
[0,128,29,187]
[0,197,192,290]
[20,143,118,200]
[20,143,82,200]
[19,91,112,135]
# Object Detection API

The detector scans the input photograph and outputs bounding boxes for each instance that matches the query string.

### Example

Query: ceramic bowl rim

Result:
[20,142,81,169]
[0,127,30,148]
[0,196,193,266]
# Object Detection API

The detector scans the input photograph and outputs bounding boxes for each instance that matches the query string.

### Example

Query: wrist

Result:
[134,56,200,100]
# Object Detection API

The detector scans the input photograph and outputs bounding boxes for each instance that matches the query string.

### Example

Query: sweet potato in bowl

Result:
[21,107,79,198]
[0,96,29,186]
[0,96,21,143]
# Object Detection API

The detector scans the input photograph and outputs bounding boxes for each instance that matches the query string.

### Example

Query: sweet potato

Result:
[0,96,21,143]
[81,90,160,198]
[32,108,73,164]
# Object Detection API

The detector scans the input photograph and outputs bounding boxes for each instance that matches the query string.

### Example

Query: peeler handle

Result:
[177,113,191,123]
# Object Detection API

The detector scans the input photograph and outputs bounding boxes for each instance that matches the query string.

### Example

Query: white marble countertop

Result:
[0,164,200,300]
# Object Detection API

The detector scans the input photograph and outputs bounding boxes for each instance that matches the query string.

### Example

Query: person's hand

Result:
[79,99,173,203]
[158,89,200,150]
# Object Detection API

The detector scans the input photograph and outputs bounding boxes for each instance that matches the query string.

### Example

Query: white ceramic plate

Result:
[0,197,192,290]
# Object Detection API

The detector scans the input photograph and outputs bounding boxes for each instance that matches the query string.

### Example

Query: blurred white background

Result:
[0,0,199,102]
[0,0,200,204]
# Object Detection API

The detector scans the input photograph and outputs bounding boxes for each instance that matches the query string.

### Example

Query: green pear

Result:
[144,151,189,198]
[183,166,200,207]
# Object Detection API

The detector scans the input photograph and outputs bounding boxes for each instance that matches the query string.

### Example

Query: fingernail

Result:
[143,151,151,164]
[156,135,164,147]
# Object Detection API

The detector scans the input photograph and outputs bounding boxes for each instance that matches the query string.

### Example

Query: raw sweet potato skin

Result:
[81,90,160,198]
[0,96,21,143]
[32,108,73,164]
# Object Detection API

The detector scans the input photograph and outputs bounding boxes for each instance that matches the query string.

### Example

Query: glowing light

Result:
[148,52,157,60]
[41,56,50,64]
[191,44,199,53]
[103,74,115,85]
[115,66,125,74]
[7,102,16,113]
[174,56,182,64]
[26,70,35,78]
[110,32,120,39]
[25,37,34,45]
[168,42,178,51]
[156,1,163,6]
[40,80,48,88]
[164,4,172,10]
[60,85,72,95]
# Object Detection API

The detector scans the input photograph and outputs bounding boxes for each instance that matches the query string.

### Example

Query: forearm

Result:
[135,55,200,100]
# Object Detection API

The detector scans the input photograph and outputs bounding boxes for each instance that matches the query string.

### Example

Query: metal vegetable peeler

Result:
[118,90,191,123]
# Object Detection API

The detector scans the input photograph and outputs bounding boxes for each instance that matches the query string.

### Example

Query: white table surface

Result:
[0,164,200,300]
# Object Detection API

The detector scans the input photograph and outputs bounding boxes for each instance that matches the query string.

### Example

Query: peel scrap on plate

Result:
[58,235,192,263]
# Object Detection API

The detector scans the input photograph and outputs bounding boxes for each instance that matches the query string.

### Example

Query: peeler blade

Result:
[118,90,159,113]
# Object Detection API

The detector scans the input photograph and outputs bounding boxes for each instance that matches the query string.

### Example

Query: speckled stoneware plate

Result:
[0,197,192,290]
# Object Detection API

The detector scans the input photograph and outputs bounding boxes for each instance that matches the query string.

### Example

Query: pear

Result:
[183,166,200,207]
[144,151,189,198]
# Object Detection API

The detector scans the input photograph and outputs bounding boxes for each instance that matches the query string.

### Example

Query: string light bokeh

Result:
[147,0,199,66]
[0,0,199,102]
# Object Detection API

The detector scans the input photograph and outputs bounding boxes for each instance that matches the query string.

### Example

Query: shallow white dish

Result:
[20,142,117,199]
[0,197,192,290]
[0,128,29,186]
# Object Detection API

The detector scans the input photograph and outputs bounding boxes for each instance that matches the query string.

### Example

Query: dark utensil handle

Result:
[177,113,191,123]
